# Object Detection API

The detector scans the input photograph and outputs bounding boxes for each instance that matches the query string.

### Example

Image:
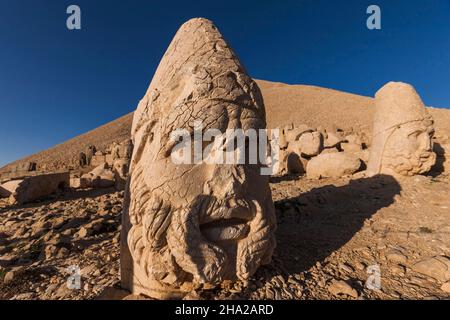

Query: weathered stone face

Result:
[367,82,436,177]
[382,120,435,176]
[113,159,129,190]
[121,18,276,299]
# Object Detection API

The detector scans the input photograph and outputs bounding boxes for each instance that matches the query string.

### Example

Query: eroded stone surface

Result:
[121,18,276,299]
[5,173,69,205]
[81,164,115,189]
[306,153,361,179]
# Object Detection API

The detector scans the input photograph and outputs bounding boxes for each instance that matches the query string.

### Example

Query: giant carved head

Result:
[367,82,436,177]
[120,18,276,299]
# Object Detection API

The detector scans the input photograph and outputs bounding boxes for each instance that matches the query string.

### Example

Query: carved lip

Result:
[419,152,432,158]
[199,200,255,242]
[200,217,250,242]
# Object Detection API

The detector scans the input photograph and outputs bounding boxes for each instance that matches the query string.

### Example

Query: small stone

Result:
[45,283,58,294]
[61,229,73,236]
[57,247,70,258]
[339,263,354,273]
[12,292,35,300]
[42,245,58,260]
[93,269,102,277]
[3,271,15,284]
[328,280,358,298]
[80,264,96,277]
[355,262,366,271]
[391,264,406,275]
[78,227,91,238]
[385,249,408,265]
[412,256,450,282]
[95,287,130,300]
[54,283,72,298]
[441,282,450,293]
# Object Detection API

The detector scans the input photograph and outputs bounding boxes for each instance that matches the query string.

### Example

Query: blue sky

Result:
[0,0,449,167]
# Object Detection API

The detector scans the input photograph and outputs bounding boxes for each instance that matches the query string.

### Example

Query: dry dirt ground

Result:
[1,172,449,300]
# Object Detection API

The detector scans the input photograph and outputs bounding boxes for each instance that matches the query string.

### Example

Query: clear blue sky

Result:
[1,0,449,167]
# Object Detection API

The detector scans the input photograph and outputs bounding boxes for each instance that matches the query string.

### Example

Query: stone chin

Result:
[167,193,275,284]
[382,150,436,177]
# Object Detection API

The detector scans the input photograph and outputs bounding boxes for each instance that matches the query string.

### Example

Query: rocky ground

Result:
[1,173,449,300]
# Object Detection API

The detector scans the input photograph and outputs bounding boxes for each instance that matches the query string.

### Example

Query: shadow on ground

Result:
[429,143,446,177]
[0,187,115,213]
[255,174,401,281]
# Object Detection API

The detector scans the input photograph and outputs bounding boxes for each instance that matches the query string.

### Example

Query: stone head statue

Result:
[121,18,276,299]
[113,159,129,190]
[367,82,436,177]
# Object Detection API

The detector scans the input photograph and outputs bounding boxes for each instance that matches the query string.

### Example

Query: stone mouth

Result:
[200,217,249,242]
[419,152,432,159]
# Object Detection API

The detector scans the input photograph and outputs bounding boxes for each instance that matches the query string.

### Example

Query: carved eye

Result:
[408,130,422,138]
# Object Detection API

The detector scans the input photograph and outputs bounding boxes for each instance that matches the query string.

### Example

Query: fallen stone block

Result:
[7,172,70,205]
[306,152,362,179]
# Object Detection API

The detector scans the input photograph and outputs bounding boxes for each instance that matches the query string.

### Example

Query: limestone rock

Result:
[6,173,70,205]
[86,145,97,166]
[324,131,344,148]
[441,282,450,293]
[412,256,450,282]
[96,287,130,300]
[118,139,133,160]
[121,18,276,299]
[0,180,21,198]
[341,142,362,153]
[320,147,339,155]
[385,249,407,265]
[81,164,115,189]
[285,125,313,142]
[327,280,358,298]
[306,152,361,179]
[112,159,129,191]
[367,82,436,177]
[279,130,288,149]
[345,134,363,145]
[296,131,323,157]
[91,154,107,168]
[12,161,37,173]
[3,270,15,285]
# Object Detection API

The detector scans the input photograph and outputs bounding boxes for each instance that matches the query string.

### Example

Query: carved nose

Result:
[421,134,432,151]
[212,165,246,200]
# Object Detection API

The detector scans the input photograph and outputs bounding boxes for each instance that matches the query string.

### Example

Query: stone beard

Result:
[381,118,436,176]
[121,18,276,299]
